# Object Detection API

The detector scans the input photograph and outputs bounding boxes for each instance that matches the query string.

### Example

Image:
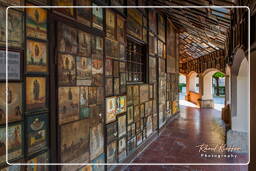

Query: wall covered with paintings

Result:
[0,0,49,170]
[0,0,179,170]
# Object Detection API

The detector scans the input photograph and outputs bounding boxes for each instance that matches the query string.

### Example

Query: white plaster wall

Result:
[232,58,249,132]
[226,66,231,105]
[202,71,215,100]
[189,73,197,92]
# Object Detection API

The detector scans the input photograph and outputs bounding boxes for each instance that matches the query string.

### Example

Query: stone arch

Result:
[187,71,198,92]
[185,71,201,105]
[200,68,225,108]
[227,55,249,154]
[230,48,248,118]
[179,73,187,94]
[232,58,249,132]
[225,65,231,105]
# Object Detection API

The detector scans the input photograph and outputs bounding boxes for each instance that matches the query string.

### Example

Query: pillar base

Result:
[199,99,214,108]
[227,130,248,153]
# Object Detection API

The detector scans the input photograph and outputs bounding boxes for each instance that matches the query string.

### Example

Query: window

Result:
[126,38,146,82]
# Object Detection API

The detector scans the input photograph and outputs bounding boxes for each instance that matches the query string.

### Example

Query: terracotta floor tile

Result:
[124,105,248,171]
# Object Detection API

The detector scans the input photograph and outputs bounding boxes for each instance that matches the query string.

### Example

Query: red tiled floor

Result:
[125,105,248,171]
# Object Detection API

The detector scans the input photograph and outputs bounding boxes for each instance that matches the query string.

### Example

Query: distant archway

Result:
[179,73,187,100]
[200,68,225,109]
[187,71,198,93]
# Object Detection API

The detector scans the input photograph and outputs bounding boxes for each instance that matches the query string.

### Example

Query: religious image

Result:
[90,124,104,160]
[92,153,105,171]
[92,59,103,75]
[118,115,126,137]
[92,4,103,30]
[134,105,140,121]
[78,31,91,57]
[127,137,136,153]
[106,97,116,124]
[158,40,165,58]
[105,39,119,59]
[78,165,92,171]
[105,78,113,97]
[159,58,166,76]
[58,23,78,54]
[118,137,126,161]
[149,10,157,33]
[105,59,112,76]
[58,54,76,85]
[117,15,125,43]
[149,84,154,99]
[0,8,23,48]
[0,0,23,6]
[107,141,117,163]
[127,105,134,124]
[26,152,49,170]
[0,83,22,124]
[133,85,140,105]
[53,0,74,17]
[106,121,117,143]
[76,56,92,85]
[77,0,91,27]
[116,96,126,114]
[149,33,155,55]
[127,9,143,40]
[127,85,133,105]
[79,87,89,108]
[60,119,89,163]
[96,87,104,105]
[158,14,166,42]
[106,9,116,39]
[58,87,79,125]
[140,84,149,103]
[88,87,97,105]
[92,59,103,86]
[26,39,48,73]
[119,62,126,72]
[113,60,119,77]
[145,100,153,116]
[143,28,147,42]
[26,77,46,111]
[26,114,47,155]
[137,132,142,146]
[120,72,126,86]
[139,104,145,119]
[0,123,23,164]
[26,5,47,40]
[1,163,24,171]
[149,57,156,83]
[92,36,103,59]
[79,87,90,119]
[111,0,125,13]
[146,116,153,137]
[119,44,125,60]
[114,78,120,95]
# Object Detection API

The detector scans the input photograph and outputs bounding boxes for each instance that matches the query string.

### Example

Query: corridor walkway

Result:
[124,103,248,171]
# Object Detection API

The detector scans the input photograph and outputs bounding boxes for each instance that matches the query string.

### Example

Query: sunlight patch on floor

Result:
[214,103,224,111]
[179,99,199,108]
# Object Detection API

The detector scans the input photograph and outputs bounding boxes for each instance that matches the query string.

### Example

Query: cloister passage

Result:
[184,69,226,110]
[0,0,254,170]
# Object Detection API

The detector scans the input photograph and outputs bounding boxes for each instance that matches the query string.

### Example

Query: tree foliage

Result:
[213,72,225,78]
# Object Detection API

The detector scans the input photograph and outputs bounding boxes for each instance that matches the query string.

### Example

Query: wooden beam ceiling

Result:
[148,0,233,63]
